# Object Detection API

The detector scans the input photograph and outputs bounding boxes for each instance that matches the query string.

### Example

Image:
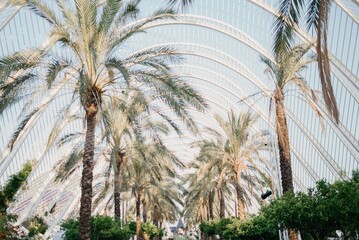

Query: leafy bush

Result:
[262,171,359,239]
[222,215,278,240]
[200,171,359,240]
[0,212,18,239]
[200,218,235,236]
[22,215,48,237]
[61,216,165,239]
[61,216,135,240]
[141,222,163,238]
[0,162,32,212]
[200,217,277,240]
[0,163,32,239]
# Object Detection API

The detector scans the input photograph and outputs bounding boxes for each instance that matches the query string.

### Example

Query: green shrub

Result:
[61,216,165,240]
[61,216,133,240]
[0,163,32,239]
[200,171,359,240]
[23,215,48,237]
[141,222,163,238]
[200,217,277,240]
[0,162,32,212]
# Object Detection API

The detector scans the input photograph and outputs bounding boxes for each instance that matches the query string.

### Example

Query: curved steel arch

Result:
[144,76,319,192]
[174,65,321,182]
[1,3,357,181]
[130,13,358,94]
[243,0,359,99]
[137,42,347,178]
[186,82,318,188]
[134,14,359,162]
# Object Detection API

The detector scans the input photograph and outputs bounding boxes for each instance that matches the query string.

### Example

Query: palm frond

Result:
[0,73,36,114]
[167,0,194,7]
[6,97,54,150]
[57,132,84,146]
[105,58,131,86]
[314,0,338,123]
[55,147,83,182]
[47,105,80,150]
[0,48,44,74]
[273,0,304,54]
[109,8,176,52]
[98,0,124,33]
[46,58,73,87]
[10,0,60,25]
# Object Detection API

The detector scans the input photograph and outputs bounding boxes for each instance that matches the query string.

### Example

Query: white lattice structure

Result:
[0,0,358,237]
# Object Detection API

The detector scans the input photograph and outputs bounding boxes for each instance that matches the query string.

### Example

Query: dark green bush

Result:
[141,222,163,238]
[0,163,32,239]
[0,162,32,212]
[61,216,163,239]
[61,216,133,240]
[200,217,277,240]
[200,170,359,240]
[22,215,48,237]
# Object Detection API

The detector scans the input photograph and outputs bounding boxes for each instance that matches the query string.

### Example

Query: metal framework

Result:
[0,0,358,237]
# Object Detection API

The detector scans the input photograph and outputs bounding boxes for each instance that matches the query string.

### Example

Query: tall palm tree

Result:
[2,1,206,239]
[123,139,184,240]
[274,0,338,123]
[184,111,271,225]
[186,140,231,219]
[261,43,322,195]
[208,111,271,220]
[261,44,323,240]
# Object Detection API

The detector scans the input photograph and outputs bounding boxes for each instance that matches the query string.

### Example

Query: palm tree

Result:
[209,111,271,220]
[261,43,322,195]
[183,111,271,226]
[261,44,324,240]
[149,179,183,227]
[123,139,184,240]
[186,140,231,219]
[274,0,338,123]
[2,1,206,239]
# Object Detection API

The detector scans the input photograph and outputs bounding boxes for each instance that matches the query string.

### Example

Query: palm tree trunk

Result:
[208,193,214,220]
[275,90,297,240]
[234,199,238,218]
[136,191,141,240]
[152,204,159,240]
[142,199,147,222]
[235,169,245,220]
[114,169,121,220]
[79,110,97,240]
[114,152,123,221]
[152,204,158,226]
[275,90,294,194]
[218,189,225,218]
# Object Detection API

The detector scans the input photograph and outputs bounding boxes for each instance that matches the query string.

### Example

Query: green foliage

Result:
[141,222,164,238]
[23,215,48,237]
[200,217,278,240]
[261,170,359,239]
[60,218,79,240]
[200,218,235,236]
[0,212,18,239]
[200,171,359,240]
[222,215,278,240]
[0,162,32,212]
[0,163,32,239]
[61,216,165,239]
[61,216,133,240]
